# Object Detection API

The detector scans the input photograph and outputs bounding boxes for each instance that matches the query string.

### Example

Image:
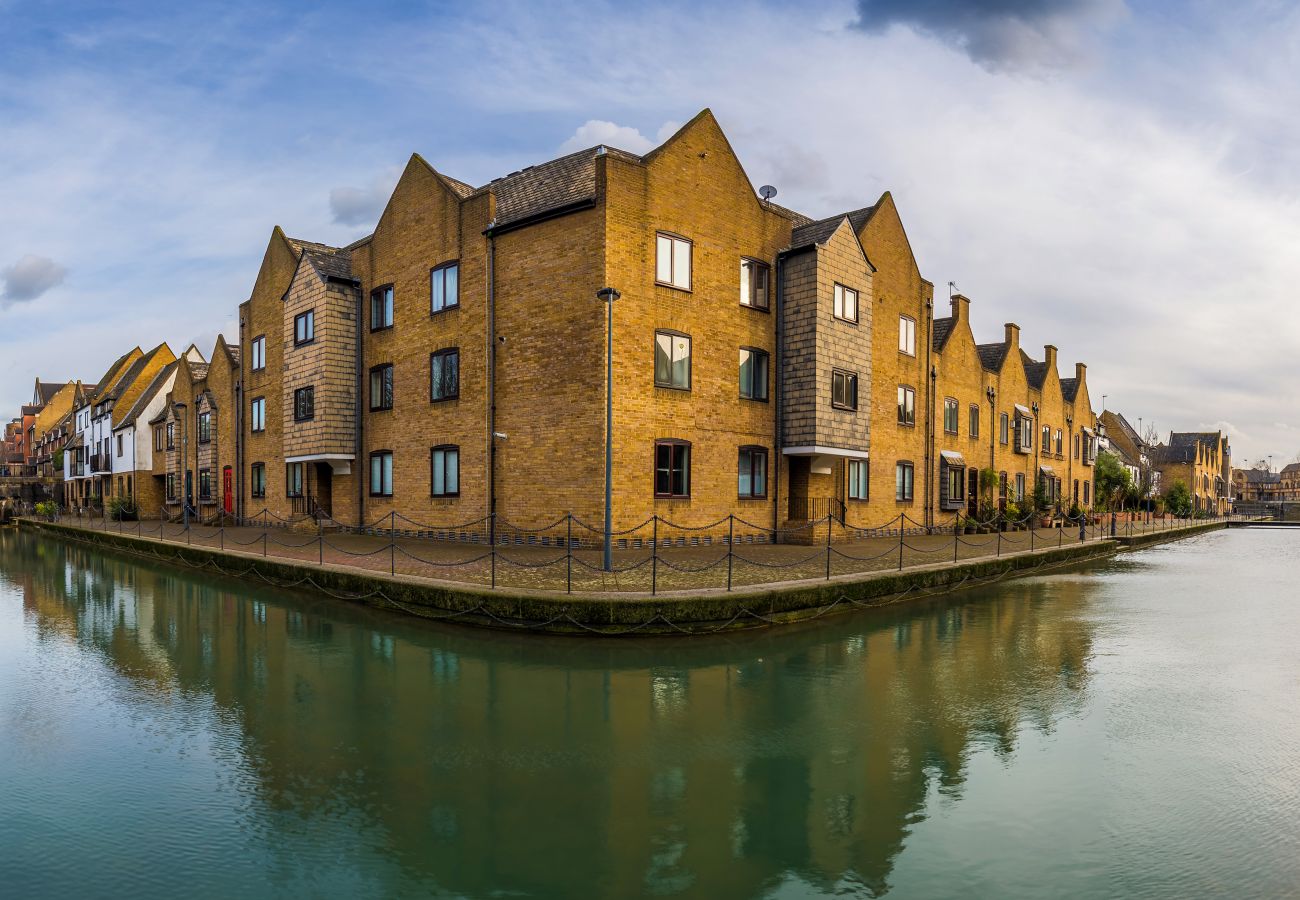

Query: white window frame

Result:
[898,315,916,355]
[656,233,692,290]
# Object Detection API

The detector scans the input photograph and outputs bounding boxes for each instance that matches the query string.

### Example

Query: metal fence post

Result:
[652,515,658,596]
[997,522,1002,557]
[825,514,832,580]
[262,531,267,557]
[390,511,396,577]
[953,516,960,563]
[220,526,224,552]
[318,531,323,566]
[727,514,734,591]
[898,516,904,571]
[566,513,573,595]
[1030,518,1035,552]
[490,514,497,589]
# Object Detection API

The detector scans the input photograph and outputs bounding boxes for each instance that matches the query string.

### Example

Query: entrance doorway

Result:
[222,466,233,514]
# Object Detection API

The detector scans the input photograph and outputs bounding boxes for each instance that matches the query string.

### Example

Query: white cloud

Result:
[329,167,401,227]
[1,255,66,307]
[558,120,657,155]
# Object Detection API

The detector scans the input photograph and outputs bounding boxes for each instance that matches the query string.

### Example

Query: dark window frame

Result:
[285,462,304,498]
[895,460,915,502]
[738,346,769,402]
[430,444,460,498]
[250,334,266,372]
[370,284,395,332]
[430,348,460,402]
[250,462,266,499]
[1000,412,1010,445]
[898,385,916,426]
[293,309,315,346]
[369,449,394,498]
[250,396,266,433]
[740,257,770,311]
[198,468,212,501]
[197,411,212,445]
[369,363,394,412]
[166,422,175,450]
[833,282,859,324]
[738,445,768,499]
[293,386,315,422]
[654,330,692,391]
[654,439,691,499]
[430,261,460,315]
[655,231,693,292]
[847,458,869,501]
[831,369,859,411]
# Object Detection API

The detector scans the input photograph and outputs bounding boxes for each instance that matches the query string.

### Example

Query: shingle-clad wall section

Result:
[781,249,819,448]
[809,221,873,452]
[281,266,358,461]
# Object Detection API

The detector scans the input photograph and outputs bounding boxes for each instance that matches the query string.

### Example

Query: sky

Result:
[2,0,1298,466]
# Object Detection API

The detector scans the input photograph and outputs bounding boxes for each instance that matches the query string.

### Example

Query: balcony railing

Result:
[789,496,846,523]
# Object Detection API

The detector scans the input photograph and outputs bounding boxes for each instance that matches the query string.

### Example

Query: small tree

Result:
[1094,450,1132,511]
[1164,480,1192,517]
[978,467,999,519]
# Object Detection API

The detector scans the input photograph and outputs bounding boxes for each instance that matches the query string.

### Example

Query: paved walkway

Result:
[42,512,1228,594]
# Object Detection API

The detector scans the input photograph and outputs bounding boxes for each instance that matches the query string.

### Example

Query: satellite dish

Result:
[759,185,778,202]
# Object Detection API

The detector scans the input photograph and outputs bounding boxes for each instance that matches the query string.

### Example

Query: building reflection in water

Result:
[2,530,1097,899]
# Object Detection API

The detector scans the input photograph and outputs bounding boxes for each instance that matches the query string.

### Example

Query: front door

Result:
[314,462,332,519]
[968,468,979,518]
[222,466,233,514]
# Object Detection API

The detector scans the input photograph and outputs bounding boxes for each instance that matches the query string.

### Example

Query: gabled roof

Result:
[1059,377,1079,402]
[115,362,176,430]
[1020,350,1048,389]
[89,348,142,402]
[1243,469,1281,483]
[1106,411,1145,449]
[186,360,210,382]
[1169,431,1221,447]
[482,147,605,229]
[976,342,1011,372]
[932,317,955,352]
[789,207,876,251]
[34,380,70,406]
[1153,443,1196,464]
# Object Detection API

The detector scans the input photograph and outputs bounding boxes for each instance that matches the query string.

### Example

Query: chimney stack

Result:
[1044,344,1057,370]
[950,294,971,323]
[1004,323,1020,347]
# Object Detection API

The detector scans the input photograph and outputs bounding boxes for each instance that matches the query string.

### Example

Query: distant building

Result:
[1153,431,1231,514]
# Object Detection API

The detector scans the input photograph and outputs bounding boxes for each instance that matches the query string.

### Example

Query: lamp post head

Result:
[596,287,621,303]
[985,386,995,402]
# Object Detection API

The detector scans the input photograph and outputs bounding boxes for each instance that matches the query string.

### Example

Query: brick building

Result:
[1153,431,1232,514]
[221,108,1098,535]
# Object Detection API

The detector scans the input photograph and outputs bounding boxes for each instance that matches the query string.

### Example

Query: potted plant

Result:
[1003,501,1021,531]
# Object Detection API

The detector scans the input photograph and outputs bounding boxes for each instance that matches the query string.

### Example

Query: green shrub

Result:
[106,496,139,522]
[34,500,59,520]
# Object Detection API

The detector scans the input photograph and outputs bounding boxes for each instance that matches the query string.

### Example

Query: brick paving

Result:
[45,511,1224,595]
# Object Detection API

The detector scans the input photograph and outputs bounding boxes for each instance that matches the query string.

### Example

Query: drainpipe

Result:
[923,298,933,528]
[355,283,365,527]
[773,250,785,540]
[487,227,497,547]
[235,377,243,520]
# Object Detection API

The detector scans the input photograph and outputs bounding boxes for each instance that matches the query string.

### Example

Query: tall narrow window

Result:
[898,386,916,425]
[1015,473,1026,501]
[738,446,767,498]
[969,405,980,439]
[1000,413,1009,445]
[154,427,164,451]
[294,386,314,422]
[656,233,691,290]
[899,316,916,355]
[116,434,123,456]
[431,445,459,497]
[294,310,314,345]
[944,398,959,434]
[1055,430,1063,455]
[250,335,266,371]
[286,462,304,498]
[848,459,869,501]
[1042,424,1051,450]
[250,463,266,499]
[895,462,915,501]
[166,422,175,449]
[197,412,211,444]
[430,348,459,401]
[369,364,394,411]
[166,473,176,501]
[740,259,769,309]
[371,285,394,330]
[250,397,265,433]
[198,469,212,501]
[654,332,691,390]
[833,284,859,322]
[431,262,459,313]
[831,370,858,410]
[369,450,393,497]
[654,440,691,498]
[738,347,769,401]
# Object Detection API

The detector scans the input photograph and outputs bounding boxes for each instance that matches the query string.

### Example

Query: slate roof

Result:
[36,381,69,405]
[1153,443,1196,464]
[1277,462,1300,476]
[1020,350,1048,389]
[1059,377,1079,402]
[1107,411,1145,449]
[789,206,876,251]
[977,342,1011,372]
[932,317,955,352]
[302,246,353,282]
[1169,431,1221,448]
[91,348,140,400]
[1243,469,1281,484]
[116,362,175,430]
[102,352,153,402]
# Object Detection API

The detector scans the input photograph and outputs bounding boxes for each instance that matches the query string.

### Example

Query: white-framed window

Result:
[898,316,916,355]
[1000,413,1009,445]
[969,405,980,439]
[833,283,858,322]
[656,233,691,290]
[944,398,959,434]
[848,460,869,501]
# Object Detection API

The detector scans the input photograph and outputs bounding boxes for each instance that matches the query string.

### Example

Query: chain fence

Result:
[12,500,1240,596]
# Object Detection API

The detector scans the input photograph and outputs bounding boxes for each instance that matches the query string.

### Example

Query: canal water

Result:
[1,528,1297,899]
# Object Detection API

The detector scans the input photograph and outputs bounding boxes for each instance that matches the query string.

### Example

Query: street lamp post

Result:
[174,402,189,529]
[596,287,620,572]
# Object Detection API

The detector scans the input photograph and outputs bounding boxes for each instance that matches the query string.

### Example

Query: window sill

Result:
[369,407,393,413]
[430,494,461,500]
[739,302,770,314]
[654,281,692,293]
[430,305,460,318]
[370,325,394,334]
[832,316,859,327]
[293,340,315,348]
[831,403,858,412]
[739,395,769,403]
[655,383,691,393]
[654,496,691,502]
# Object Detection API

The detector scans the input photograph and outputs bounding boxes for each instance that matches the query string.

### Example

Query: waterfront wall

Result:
[16,518,1233,635]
